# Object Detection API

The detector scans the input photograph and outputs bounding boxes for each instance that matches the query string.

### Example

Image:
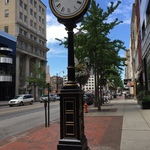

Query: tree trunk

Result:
[97,70,101,111]
[34,84,36,101]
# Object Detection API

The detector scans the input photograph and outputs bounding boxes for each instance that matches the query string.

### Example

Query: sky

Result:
[41,0,134,78]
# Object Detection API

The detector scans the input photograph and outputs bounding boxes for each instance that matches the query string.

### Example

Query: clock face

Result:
[50,0,88,19]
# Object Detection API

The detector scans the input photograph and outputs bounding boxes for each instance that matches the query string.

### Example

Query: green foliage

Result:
[142,95,150,102]
[137,90,150,102]
[75,64,89,87]
[26,62,46,88]
[74,0,126,80]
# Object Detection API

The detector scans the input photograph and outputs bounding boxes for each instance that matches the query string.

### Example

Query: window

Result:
[42,28,44,34]
[142,21,145,39]
[34,12,36,18]
[39,26,41,32]
[34,36,37,41]
[30,0,33,4]
[4,26,9,33]
[34,22,36,29]
[39,16,41,22]
[24,15,27,22]
[30,34,33,40]
[39,6,41,12]
[5,0,9,5]
[30,20,33,26]
[19,28,23,34]
[20,0,23,7]
[19,12,23,20]
[34,1,36,8]
[30,9,33,16]
[24,31,27,36]
[24,3,27,11]
[42,9,44,15]
[24,42,27,50]
[5,9,9,17]
[42,18,44,24]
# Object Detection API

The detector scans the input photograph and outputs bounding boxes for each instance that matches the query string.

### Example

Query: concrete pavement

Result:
[0,97,150,150]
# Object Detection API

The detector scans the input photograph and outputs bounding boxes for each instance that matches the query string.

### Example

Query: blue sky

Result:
[42,0,134,78]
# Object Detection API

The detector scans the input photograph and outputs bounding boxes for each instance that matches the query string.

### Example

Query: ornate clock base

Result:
[57,86,89,150]
[57,136,89,150]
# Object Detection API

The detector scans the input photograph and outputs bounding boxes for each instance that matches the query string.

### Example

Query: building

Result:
[126,0,150,95]
[140,0,150,91]
[0,30,16,100]
[50,76,63,94]
[0,0,49,98]
[83,74,95,93]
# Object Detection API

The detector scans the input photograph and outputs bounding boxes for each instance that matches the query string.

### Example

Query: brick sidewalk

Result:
[0,116,123,150]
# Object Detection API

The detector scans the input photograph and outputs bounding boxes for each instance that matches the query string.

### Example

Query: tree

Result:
[56,0,127,110]
[73,0,126,110]
[26,62,46,101]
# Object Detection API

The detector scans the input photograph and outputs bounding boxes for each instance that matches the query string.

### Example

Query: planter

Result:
[140,101,150,109]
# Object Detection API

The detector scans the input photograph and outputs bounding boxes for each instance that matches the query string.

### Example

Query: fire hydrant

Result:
[84,102,88,113]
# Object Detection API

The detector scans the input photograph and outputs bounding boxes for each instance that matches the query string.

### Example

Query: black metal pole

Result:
[47,83,50,127]
[67,25,75,83]
[44,100,47,127]
[56,74,58,94]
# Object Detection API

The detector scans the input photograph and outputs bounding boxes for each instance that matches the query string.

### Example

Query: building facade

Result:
[50,76,63,94]
[0,30,16,100]
[0,0,49,98]
[126,0,150,95]
[83,74,95,93]
[140,0,150,91]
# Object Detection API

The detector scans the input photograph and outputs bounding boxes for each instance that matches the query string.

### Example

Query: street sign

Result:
[124,79,131,85]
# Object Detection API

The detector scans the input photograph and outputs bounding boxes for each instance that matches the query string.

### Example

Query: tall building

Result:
[0,0,49,97]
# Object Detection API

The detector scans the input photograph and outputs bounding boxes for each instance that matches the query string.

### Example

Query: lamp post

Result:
[49,0,91,149]
[84,57,90,71]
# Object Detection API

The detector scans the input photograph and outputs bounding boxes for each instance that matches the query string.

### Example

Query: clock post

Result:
[49,1,91,150]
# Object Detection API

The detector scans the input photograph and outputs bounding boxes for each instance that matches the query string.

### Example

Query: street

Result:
[0,101,60,140]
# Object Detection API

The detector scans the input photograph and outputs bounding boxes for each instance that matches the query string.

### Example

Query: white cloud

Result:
[107,0,134,25]
[47,46,67,58]
[46,14,67,45]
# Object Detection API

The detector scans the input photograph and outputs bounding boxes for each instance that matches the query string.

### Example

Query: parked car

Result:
[40,94,48,103]
[55,94,60,100]
[117,92,122,96]
[83,93,94,105]
[40,94,57,103]
[8,94,34,107]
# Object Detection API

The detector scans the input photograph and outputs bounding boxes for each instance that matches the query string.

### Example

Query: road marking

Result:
[0,101,59,115]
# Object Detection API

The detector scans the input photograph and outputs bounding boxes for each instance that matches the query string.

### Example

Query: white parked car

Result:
[56,95,60,100]
[8,94,34,107]
[40,94,57,103]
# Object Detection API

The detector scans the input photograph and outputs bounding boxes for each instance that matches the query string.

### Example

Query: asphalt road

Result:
[0,101,60,140]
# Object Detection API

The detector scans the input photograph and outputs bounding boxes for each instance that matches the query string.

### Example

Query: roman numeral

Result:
[61,7,65,12]
[77,1,82,4]
[74,6,77,9]
[67,8,71,13]
[56,3,61,8]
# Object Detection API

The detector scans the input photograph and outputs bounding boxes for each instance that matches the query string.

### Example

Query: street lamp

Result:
[84,57,90,73]
[49,0,91,149]
[56,71,64,95]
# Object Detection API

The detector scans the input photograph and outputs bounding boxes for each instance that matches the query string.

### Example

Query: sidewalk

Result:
[0,98,150,150]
